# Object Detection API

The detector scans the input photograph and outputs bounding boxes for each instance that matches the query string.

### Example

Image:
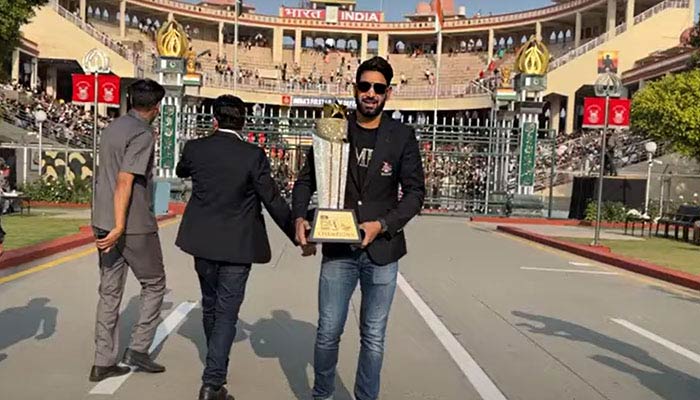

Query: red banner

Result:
[72,74,120,107]
[608,98,631,128]
[72,74,94,104]
[281,7,382,23]
[582,97,631,129]
[98,74,120,106]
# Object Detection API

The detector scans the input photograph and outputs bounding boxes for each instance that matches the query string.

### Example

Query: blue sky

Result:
[185,0,700,21]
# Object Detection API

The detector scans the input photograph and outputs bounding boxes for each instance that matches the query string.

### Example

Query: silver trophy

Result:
[309,103,362,243]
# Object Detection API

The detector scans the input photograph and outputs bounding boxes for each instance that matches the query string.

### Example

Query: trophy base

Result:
[309,208,362,244]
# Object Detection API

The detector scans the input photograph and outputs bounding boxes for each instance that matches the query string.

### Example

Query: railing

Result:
[201,75,491,100]
[132,0,603,31]
[48,0,147,76]
[549,0,687,71]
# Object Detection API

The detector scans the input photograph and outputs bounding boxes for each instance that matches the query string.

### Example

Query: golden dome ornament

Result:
[156,21,190,58]
[514,35,551,76]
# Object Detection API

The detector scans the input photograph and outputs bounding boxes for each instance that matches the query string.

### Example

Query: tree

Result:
[631,69,700,161]
[0,0,48,81]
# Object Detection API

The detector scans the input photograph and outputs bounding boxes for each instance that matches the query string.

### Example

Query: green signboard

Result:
[519,122,538,187]
[160,104,177,169]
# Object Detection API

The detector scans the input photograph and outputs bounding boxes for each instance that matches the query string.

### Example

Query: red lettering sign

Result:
[281,7,381,22]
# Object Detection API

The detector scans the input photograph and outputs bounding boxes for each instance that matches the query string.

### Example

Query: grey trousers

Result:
[94,232,166,367]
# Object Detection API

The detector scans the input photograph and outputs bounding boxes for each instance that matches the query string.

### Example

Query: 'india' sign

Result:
[281,7,382,23]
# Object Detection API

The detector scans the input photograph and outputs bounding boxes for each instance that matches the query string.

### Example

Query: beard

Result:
[355,95,386,118]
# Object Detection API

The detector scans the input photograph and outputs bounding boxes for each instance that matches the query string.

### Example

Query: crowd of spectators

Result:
[0,86,111,148]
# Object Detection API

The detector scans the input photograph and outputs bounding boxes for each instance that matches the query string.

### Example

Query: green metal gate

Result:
[178,106,556,216]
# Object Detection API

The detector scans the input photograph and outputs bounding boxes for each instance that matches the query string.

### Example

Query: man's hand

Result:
[295,218,311,246]
[360,221,382,248]
[301,243,317,257]
[96,227,124,253]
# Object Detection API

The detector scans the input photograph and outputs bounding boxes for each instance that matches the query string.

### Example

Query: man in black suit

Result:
[175,95,299,400]
[293,57,426,400]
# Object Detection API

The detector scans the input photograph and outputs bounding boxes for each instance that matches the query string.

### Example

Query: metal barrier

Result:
[176,106,557,216]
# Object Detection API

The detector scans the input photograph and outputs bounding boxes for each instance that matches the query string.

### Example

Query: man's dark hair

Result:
[128,79,165,110]
[213,95,246,131]
[356,56,393,86]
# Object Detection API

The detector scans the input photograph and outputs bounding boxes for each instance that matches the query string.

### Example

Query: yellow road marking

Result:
[468,222,700,298]
[0,218,180,285]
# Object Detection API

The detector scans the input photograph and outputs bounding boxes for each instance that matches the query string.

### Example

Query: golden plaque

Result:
[156,20,190,58]
[309,209,362,243]
[309,102,362,243]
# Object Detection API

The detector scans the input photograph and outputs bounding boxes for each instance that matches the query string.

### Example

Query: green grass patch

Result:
[2,214,89,250]
[558,236,700,276]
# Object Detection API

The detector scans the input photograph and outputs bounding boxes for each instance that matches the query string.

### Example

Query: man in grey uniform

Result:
[90,79,167,382]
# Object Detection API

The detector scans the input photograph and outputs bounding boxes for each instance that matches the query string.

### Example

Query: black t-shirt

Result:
[348,122,378,193]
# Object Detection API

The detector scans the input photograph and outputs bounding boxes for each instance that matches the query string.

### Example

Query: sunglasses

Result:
[356,81,389,95]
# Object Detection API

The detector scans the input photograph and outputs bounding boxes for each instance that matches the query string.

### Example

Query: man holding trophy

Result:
[292,57,426,400]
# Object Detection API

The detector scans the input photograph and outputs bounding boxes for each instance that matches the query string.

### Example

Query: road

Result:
[0,216,698,400]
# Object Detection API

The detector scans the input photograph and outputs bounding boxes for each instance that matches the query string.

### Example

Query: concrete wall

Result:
[21,6,136,78]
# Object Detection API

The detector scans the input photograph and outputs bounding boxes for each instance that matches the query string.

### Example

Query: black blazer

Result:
[175,131,295,264]
[292,113,426,265]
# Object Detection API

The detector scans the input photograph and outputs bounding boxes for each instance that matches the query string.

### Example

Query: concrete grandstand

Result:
[13,0,694,135]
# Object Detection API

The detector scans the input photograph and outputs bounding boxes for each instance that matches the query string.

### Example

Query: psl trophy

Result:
[308,103,362,243]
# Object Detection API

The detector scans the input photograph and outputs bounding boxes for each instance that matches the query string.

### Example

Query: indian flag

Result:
[434,0,444,33]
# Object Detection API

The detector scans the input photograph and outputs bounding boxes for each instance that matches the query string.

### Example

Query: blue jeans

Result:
[312,251,398,400]
[195,258,251,388]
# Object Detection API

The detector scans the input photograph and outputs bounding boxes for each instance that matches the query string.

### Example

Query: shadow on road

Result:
[513,311,700,400]
[178,308,352,400]
[0,297,58,364]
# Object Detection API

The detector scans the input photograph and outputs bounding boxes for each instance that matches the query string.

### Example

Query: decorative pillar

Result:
[575,12,582,47]
[46,66,58,98]
[31,57,39,89]
[80,0,87,22]
[360,32,368,62]
[607,0,617,36]
[487,29,495,64]
[11,49,20,82]
[294,28,303,64]
[535,21,542,41]
[168,12,174,22]
[218,21,225,58]
[273,27,284,64]
[565,95,575,135]
[119,0,127,38]
[549,96,561,133]
[626,0,635,27]
[377,33,389,58]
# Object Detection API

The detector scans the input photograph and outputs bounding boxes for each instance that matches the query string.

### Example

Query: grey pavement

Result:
[0,216,698,400]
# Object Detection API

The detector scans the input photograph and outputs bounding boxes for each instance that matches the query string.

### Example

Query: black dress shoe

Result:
[122,348,165,373]
[198,384,235,400]
[89,365,131,382]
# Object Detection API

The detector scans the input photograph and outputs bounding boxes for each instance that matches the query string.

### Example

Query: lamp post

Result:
[82,48,111,215]
[33,109,47,181]
[644,141,658,216]
[592,71,622,246]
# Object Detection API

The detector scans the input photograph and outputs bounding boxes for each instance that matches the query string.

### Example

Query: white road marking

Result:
[90,301,199,395]
[612,318,700,365]
[569,261,593,267]
[397,273,508,400]
[520,267,619,275]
